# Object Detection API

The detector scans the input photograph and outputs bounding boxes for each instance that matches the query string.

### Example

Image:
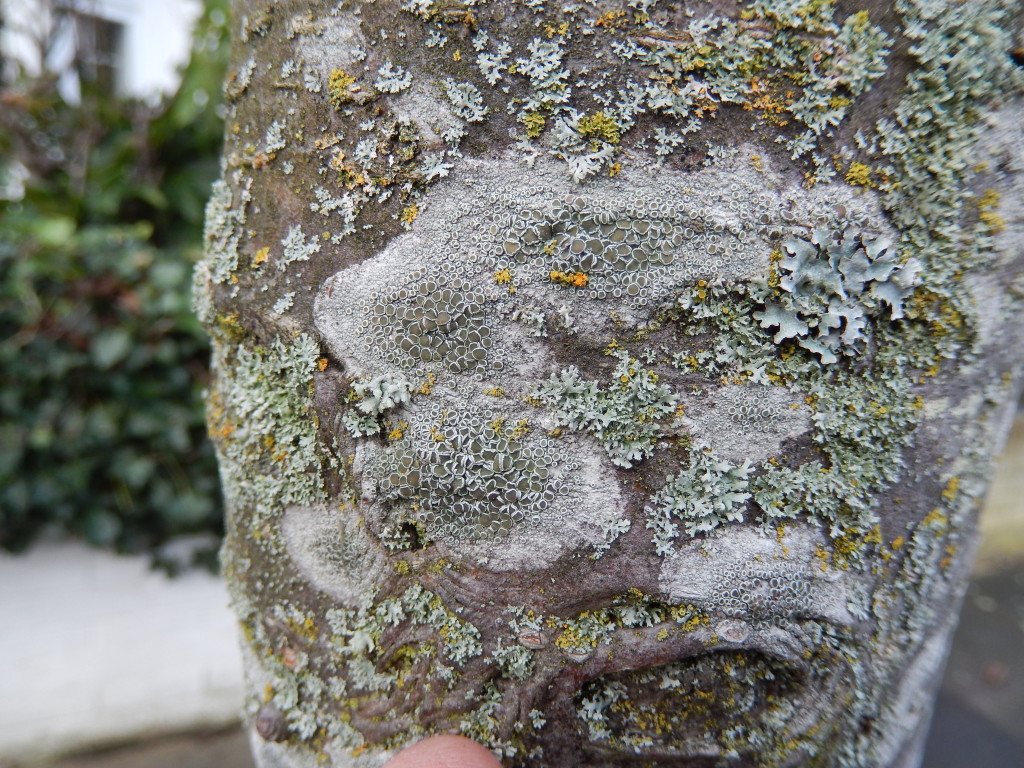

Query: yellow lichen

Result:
[328,68,357,108]
[544,21,569,38]
[977,188,1005,234]
[845,162,876,188]
[596,9,626,27]
[416,372,437,395]
[521,111,546,139]
[252,246,270,268]
[400,203,419,226]
[576,111,621,144]
[494,268,513,285]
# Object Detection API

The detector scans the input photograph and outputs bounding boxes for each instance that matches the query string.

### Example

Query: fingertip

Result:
[382,734,504,768]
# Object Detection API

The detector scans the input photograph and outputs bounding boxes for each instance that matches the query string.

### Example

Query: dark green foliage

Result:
[0,1,229,566]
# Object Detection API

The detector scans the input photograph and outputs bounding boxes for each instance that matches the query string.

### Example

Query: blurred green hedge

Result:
[0,2,229,569]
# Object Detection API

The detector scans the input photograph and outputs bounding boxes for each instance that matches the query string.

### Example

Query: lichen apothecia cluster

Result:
[194,0,1024,766]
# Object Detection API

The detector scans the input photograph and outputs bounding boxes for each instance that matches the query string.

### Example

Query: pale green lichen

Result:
[754,229,921,364]
[373,61,413,93]
[659,280,923,542]
[278,225,321,271]
[326,584,483,687]
[533,350,679,467]
[646,445,753,551]
[206,334,326,522]
[444,79,488,122]
[203,178,242,286]
[341,374,412,437]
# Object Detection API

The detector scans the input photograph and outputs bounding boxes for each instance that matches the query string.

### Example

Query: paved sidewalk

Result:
[0,541,244,764]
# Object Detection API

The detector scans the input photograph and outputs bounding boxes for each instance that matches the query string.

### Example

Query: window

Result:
[69,10,123,93]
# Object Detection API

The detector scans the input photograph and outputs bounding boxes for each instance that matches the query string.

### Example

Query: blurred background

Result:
[0,1,1021,766]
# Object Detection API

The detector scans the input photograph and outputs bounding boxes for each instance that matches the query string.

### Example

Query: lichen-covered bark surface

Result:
[194,1,1024,766]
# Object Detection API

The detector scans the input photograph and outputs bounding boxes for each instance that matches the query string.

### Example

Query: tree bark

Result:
[195,1,1024,766]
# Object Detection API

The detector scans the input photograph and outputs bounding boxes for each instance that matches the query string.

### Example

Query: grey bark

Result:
[194,1,1024,766]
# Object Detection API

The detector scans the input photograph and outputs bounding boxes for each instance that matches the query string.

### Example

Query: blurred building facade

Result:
[1,0,202,101]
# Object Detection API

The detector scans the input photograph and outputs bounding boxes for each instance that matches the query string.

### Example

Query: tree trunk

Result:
[195,1,1024,766]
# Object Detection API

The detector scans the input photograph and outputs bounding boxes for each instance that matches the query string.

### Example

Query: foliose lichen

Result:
[534,350,679,468]
[646,445,753,551]
[754,228,921,363]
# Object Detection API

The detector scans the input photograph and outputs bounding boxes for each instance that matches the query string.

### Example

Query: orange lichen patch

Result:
[251,152,275,169]
[416,372,437,395]
[329,150,367,188]
[209,418,236,441]
[941,476,960,501]
[940,544,957,570]
[744,78,791,125]
[544,21,569,38]
[317,357,329,371]
[550,270,589,287]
